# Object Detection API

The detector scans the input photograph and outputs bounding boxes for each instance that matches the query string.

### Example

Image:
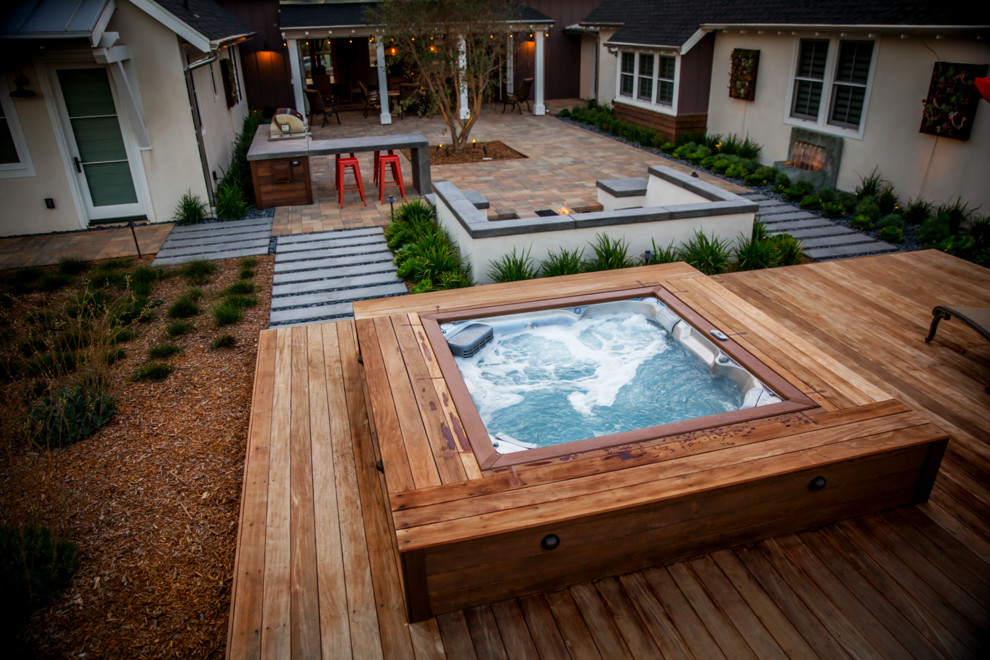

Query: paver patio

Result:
[0,222,173,270]
[272,99,749,236]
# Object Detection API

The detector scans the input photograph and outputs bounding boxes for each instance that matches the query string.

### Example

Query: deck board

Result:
[228,252,990,658]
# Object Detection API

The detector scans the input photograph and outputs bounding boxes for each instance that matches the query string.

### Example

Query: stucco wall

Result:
[579,34,596,100]
[192,46,249,197]
[596,29,618,105]
[706,31,990,209]
[0,68,83,236]
[112,1,209,222]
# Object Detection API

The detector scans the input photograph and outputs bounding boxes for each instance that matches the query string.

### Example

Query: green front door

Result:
[56,67,144,221]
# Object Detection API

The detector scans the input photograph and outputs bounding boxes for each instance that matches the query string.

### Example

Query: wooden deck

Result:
[228,250,990,658]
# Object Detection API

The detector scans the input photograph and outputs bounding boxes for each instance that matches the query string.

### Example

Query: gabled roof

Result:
[582,0,990,51]
[280,1,552,31]
[135,0,254,49]
[0,0,115,46]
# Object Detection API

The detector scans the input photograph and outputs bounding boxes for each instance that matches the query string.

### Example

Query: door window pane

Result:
[58,69,117,117]
[71,117,128,162]
[83,162,138,206]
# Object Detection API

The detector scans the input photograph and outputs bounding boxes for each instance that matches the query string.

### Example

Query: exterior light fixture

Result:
[9,73,36,98]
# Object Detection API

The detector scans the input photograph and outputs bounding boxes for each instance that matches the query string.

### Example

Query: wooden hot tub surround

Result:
[351,264,948,623]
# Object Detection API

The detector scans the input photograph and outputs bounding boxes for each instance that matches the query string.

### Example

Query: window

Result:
[791,39,828,120]
[657,55,675,106]
[619,52,635,97]
[637,53,654,101]
[0,79,34,177]
[829,40,873,128]
[618,50,677,109]
[789,37,875,132]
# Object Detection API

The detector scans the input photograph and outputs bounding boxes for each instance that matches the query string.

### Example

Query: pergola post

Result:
[458,38,470,120]
[376,39,392,125]
[506,34,514,97]
[286,38,305,114]
[533,29,545,115]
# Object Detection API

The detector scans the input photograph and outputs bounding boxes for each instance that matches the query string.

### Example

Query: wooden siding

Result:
[512,0,602,99]
[217,0,294,113]
[613,102,708,143]
[228,250,990,658]
[678,32,715,115]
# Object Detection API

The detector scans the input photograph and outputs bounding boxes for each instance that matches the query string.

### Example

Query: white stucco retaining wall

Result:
[706,31,990,210]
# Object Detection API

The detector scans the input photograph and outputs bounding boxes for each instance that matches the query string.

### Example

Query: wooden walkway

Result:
[227,250,990,658]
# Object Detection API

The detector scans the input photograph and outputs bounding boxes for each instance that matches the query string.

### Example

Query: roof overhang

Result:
[130,0,253,53]
[0,0,116,47]
[701,22,990,35]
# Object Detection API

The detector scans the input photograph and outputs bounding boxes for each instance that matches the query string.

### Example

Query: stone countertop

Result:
[247,125,429,161]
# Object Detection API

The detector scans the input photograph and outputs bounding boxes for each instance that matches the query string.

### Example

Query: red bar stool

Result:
[378,152,406,203]
[372,149,395,186]
[336,152,366,207]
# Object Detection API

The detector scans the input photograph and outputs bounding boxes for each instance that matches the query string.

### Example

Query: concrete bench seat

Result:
[597,177,648,211]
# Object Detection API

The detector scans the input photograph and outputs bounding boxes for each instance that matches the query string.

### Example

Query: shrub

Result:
[680,230,730,275]
[54,326,93,352]
[771,233,805,266]
[165,320,194,338]
[783,185,807,202]
[646,239,680,265]
[27,378,115,448]
[876,187,899,216]
[241,257,258,268]
[223,294,258,309]
[659,142,675,153]
[23,350,78,378]
[774,171,791,188]
[0,524,79,629]
[239,268,255,280]
[109,328,139,345]
[57,257,90,277]
[102,347,126,365]
[395,235,464,284]
[711,158,731,174]
[385,200,438,250]
[878,214,903,229]
[39,272,73,292]
[488,248,539,283]
[935,198,975,234]
[173,190,207,225]
[816,188,836,204]
[724,163,749,179]
[178,259,217,285]
[835,191,858,213]
[854,198,881,221]
[968,217,990,251]
[878,225,904,242]
[850,215,875,230]
[168,295,200,319]
[540,247,586,277]
[131,362,173,382]
[558,108,570,117]
[130,266,160,297]
[212,299,243,326]
[935,234,975,257]
[917,213,951,247]
[820,201,847,218]
[903,199,933,225]
[223,280,256,296]
[109,292,153,326]
[215,180,249,220]
[586,234,634,271]
[148,342,181,360]
[799,195,822,210]
[209,334,237,350]
[734,223,780,270]
[855,167,888,199]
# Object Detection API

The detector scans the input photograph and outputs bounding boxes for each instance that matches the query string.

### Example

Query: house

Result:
[0,0,255,237]
[580,1,990,208]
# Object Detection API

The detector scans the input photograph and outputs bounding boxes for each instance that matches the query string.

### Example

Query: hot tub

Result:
[423,286,814,469]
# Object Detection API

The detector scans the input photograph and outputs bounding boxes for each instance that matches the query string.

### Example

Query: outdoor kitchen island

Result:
[246,126,433,209]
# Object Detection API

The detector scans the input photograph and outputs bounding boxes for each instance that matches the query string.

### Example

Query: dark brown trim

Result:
[911,437,949,504]
[421,286,818,470]
[400,549,432,622]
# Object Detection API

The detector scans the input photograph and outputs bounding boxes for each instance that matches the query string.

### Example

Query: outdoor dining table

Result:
[246,126,432,209]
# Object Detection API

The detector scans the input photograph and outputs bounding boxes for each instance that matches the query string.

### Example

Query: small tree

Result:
[370,0,514,151]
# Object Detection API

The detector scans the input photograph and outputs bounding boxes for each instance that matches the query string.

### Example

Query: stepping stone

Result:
[769,225,858,239]
[153,218,273,266]
[274,253,395,273]
[269,302,355,326]
[157,237,270,257]
[764,218,839,232]
[272,271,403,296]
[276,235,388,253]
[163,230,272,248]
[270,283,409,310]
[272,261,398,285]
[168,219,272,237]
[741,193,770,201]
[153,245,269,266]
[274,241,389,263]
[760,211,820,223]
[799,234,879,249]
[277,227,383,244]
[805,242,897,260]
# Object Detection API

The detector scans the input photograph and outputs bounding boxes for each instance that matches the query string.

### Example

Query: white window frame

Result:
[615,49,679,116]
[0,77,36,179]
[784,36,877,140]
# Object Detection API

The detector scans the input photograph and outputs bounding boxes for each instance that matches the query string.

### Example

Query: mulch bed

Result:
[0,255,273,658]
[406,140,526,166]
